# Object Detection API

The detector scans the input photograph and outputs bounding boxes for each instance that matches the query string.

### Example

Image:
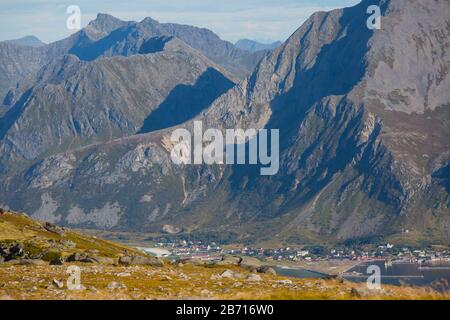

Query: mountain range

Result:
[235,39,283,52]
[0,14,265,104]
[2,36,46,48]
[0,0,449,246]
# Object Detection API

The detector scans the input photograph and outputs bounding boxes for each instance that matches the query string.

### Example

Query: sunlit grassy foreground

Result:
[0,210,448,300]
[1,263,449,300]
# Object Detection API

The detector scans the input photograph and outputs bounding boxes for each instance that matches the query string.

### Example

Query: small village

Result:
[143,239,450,265]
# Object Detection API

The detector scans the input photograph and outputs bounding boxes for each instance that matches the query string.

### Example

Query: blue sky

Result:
[0,0,359,44]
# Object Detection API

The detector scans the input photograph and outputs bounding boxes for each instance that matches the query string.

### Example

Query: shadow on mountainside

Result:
[226,0,394,218]
[69,26,135,61]
[138,67,235,133]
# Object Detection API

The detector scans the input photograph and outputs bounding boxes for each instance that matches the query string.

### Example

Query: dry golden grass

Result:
[1,210,449,300]
[0,211,144,259]
[0,263,448,300]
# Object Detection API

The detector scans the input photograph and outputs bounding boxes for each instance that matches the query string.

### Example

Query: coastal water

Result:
[272,261,450,290]
[344,261,450,288]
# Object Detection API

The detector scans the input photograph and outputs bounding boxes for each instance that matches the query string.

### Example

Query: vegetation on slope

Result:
[0,209,448,300]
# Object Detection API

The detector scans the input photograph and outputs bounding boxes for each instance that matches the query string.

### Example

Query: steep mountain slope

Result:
[0,13,261,104]
[0,38,235,174]
[68,14,266,78]
[0,42,47,104]
[0,0,449,245]
[0,14,129,103]
[198,0,450,243]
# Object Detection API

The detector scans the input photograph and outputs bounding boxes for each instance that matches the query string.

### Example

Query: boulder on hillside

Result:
[0,242,25,261]
[215,255,242,266]
[257,266,277,275]
[239,256,262,272]
[49,257,64,266]
[246,274,263,282]
[43,222,65,236]
[66,252,98,263]
[213,269,244,280]
[19,259,46,266]
[65,252,115,264]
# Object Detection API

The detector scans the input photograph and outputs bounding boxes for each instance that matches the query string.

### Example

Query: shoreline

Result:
[265,260,363,277]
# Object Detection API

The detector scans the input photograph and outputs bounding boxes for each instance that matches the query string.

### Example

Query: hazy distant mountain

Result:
[0,14,261,102]
[0,37,235,174]
[235,39,282,52]
[0,43,47,106]
[0,0,449,245]
[69,14,265,78]
[3,36,46,48]
[0,36,46,100]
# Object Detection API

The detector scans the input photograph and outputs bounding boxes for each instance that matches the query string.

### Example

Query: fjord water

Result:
[272,261,450,290]
[345,261,450,288]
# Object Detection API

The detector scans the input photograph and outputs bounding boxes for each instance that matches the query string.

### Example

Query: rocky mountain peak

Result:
[2,35,46,48]
[87,13,128,34]
[140,16,160,26]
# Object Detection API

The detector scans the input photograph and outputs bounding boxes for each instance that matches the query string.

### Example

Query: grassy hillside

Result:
[1,209,449,300]
[0,209,145,262]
